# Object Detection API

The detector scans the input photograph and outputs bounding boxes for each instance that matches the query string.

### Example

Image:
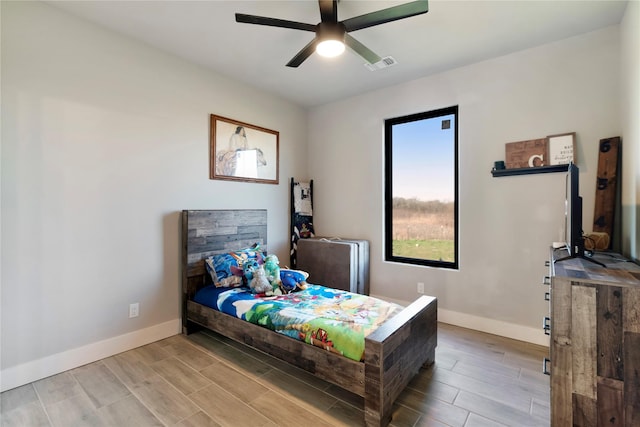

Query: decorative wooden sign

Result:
[592,136,620,246]
[547,132,576,165]
[505,138,547,169]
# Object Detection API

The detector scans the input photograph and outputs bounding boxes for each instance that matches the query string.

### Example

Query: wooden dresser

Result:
[547,249,640,426]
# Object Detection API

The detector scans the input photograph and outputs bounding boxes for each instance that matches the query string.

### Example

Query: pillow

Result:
[205,243,265,288]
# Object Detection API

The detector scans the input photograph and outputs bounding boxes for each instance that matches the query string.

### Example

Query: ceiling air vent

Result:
[364,56,398,71]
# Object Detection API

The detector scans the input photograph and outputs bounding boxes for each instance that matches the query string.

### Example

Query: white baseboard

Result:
[1,319,181,392]
[372,294,550,347]
[437,308,550,347]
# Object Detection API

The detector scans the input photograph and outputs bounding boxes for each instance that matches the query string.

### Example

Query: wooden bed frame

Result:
[182,209,437,426]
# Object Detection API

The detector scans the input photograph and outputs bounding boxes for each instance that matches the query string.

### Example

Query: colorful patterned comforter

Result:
[193,285,401,361]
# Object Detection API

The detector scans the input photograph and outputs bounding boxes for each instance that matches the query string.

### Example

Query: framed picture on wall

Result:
[547,132,576,165]
[210,114,279,184]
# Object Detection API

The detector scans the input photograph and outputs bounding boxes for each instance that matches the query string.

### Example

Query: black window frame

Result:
[384,105,459,270]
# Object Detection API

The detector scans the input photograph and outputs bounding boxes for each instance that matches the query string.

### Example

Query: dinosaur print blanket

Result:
[193,285,401,361]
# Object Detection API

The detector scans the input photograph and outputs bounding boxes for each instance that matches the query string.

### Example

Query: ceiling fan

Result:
[235,0,429,68]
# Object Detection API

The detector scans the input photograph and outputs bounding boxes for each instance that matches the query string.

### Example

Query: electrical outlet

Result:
[129,303,139,318]
[417,282,425,294]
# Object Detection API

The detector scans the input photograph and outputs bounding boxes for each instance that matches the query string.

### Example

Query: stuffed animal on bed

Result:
[249,264,275,295]
[241,258,260,283]
[263,254,281,289]
[241,251,267,281]
[279,269,309,293]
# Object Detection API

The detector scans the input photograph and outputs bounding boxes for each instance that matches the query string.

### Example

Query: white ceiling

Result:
[47,0,628,108]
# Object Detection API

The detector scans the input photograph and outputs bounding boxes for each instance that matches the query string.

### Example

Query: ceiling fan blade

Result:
[342,0,428,32]
[344,34,381,64]
[286,38,319,68]
[235,13,316,32]
[318,0,338,23]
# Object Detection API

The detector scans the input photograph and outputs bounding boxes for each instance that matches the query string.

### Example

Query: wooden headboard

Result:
[181,209,267,301]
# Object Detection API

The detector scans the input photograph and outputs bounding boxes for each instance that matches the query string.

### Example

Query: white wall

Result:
[620,0,640,261]
[308,26,622,345]
[2,0,636,393]
[1,1,307,391]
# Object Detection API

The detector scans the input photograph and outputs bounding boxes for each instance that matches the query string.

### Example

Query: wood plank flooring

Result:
[1,323,550,426]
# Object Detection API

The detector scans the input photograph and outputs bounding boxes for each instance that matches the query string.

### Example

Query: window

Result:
[384,106,458,269]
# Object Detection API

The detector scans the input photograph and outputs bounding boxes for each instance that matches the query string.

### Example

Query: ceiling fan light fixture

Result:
[316,39,345,57]
[235,0,429,67]
[315,22,346,58]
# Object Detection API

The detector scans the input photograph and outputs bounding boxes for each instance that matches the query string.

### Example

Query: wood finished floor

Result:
[1,323,550,427]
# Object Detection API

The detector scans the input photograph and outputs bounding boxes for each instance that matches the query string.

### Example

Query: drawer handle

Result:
[542,276,550,285]
[543,357,550,375]
[543,316,551,335]
[544,292,550,301]
[545,260,550,267]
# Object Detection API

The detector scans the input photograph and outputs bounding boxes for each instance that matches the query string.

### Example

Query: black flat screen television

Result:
[558,162,606,267]
[564,162,583,257]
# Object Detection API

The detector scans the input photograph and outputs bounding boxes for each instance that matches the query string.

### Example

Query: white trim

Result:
[372,294,550,347]
[437,308,550,347]
[0,319,181,392]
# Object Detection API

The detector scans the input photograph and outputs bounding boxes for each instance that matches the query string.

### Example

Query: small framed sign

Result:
[505,138,547,169]
[547,132,576,165]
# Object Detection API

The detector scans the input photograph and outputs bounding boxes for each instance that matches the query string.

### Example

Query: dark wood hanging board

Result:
[290,178,314,268]
[592,137,620,247]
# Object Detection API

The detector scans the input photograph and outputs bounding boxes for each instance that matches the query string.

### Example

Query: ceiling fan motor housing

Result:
[317,21,346,43]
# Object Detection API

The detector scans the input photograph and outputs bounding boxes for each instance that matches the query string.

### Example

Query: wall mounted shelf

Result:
[491,164,569,177]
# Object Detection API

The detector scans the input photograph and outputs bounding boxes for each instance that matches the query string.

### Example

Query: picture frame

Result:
[504,138,547,169]
[547,132,576,165]
[210,114,279,184]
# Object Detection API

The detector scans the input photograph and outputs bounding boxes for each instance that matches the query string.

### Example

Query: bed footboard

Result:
[363,295,437,427]
[186,300,366,395]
